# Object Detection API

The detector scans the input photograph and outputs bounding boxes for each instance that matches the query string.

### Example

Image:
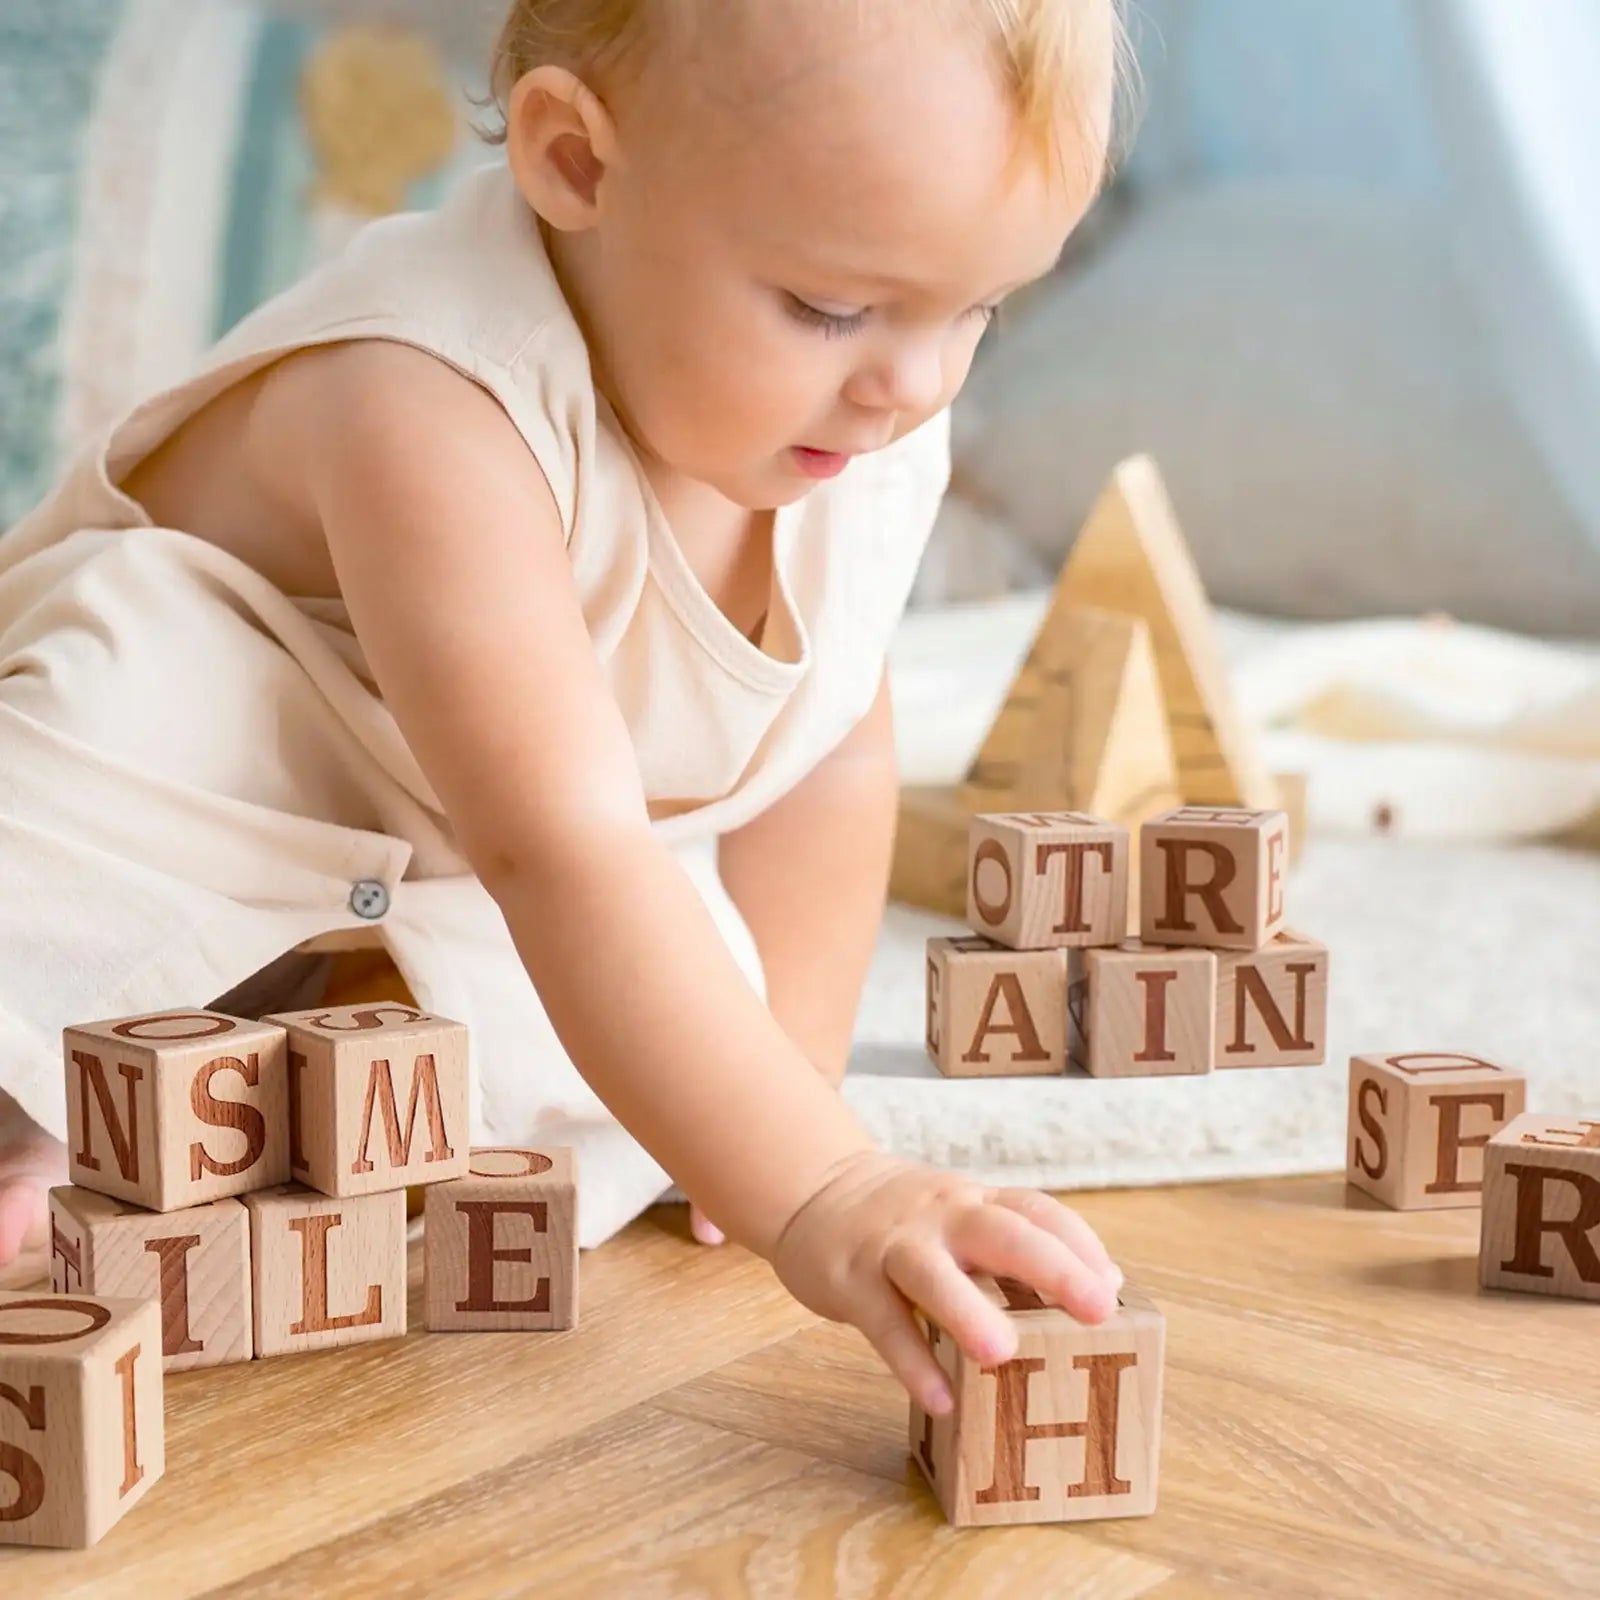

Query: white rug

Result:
[837,832,1600,1192]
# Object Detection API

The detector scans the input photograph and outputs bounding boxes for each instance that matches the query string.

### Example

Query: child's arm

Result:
[268,341,1120,1413]
[715,665,899,1088]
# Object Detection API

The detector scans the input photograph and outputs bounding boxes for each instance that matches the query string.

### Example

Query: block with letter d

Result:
[424,1147,578,1331]
[910,1275,1164,1526]
[264,1001,469,1198]
[63,1009,290,1212]
[1479,1113,1600,1302]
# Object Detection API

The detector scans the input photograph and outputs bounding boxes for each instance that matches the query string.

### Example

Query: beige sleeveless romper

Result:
[0,160,951,1247]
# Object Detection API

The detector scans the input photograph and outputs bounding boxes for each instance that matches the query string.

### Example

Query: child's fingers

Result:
[987,1188,1120,1284]
[855,1286,958,1417]
[952,1203,1119,1323]
[883,1239,1019,1367]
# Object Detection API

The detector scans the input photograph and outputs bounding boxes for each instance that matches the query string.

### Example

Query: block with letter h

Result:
[909,1274,1164,1526]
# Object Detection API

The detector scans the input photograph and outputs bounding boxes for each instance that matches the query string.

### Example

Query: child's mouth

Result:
[791,446,851,479]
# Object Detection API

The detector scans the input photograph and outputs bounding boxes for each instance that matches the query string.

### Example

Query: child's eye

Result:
[785,294,869,339]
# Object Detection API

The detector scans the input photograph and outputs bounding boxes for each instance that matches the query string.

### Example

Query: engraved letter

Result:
[189,1053,267,1180]
[455,1200,550,1314]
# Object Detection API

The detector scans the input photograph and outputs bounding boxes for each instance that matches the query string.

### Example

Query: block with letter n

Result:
[1479,1113,1600,1302]
[910,1274,1164,1526]
[424,1147,578,1331]
[264,1001,469,1198]
[0,1291,164,1549]
[62,1009,291,1212]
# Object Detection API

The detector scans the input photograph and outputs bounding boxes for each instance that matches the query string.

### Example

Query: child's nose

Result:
[844,340,947,416]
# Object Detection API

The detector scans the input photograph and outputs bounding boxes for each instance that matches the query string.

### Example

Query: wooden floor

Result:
[2,1172,1596,1599]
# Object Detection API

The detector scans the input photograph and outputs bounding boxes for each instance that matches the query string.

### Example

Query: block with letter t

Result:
[263,1001,469,1198]
[0,1291,164,1549]
[424,1147,578,1331]
[62,1009,290,1211]
[909,1275,1164,1526]
[966,812,1129,951]
[1479,1113,1600,1302]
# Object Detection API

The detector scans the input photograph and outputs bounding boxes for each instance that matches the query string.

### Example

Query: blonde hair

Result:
[486,0,1139,190]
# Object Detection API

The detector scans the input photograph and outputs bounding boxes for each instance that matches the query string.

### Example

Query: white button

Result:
[349,878,390,920]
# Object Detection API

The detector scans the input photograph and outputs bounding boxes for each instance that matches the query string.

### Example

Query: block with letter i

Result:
[0,1291,164,1549]
[1075,941,1216,1077]
[263,1001,469,1198]
[1140,806,1289,951]
[424,1148,578,1331]
[1479,1114,1600,1302]
[49,1187,252,1370]
[909,1275,1164,1526]
[63,1009,290,1211]
[925,935,1072,1078]
[244,1185,407,1357]
[967,813,1128,951]
[1347,1053,1528,1210]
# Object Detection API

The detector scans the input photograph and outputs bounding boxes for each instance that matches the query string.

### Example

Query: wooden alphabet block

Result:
[243,1184,406,1357]
[424,1148,578,1332]
[0,1292,164,1549]
[1214,931,1329,1069]
[925,936,1072,1077]
[1075,942,1216,1077]
[1139,806,1289,951]
[966,812,1128,951]
[263,1001,469,1198]
[910,1275,1164,1526]
[63,1009,290,1212]
[1347,1053,1528,1210]
[1479,1113,1600,1301]
[47,1188,251,1372]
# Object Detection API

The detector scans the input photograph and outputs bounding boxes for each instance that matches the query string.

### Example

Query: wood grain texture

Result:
[1479,1113,1600,1301]
[63,1010,290,1212]
[0,1292,164,1549]
[968,812,1129,951]
[1080,943,1217,1078]
[262,1002,469,1199]
[1348,1053,1529,1211]
[924,935,1072,1078]
[424,1148,578,1332]
[910,1274,1165,1526]
[1140,807,1290,951]
[244,1185,407,1358]
[2,1176,1597,1595]
[48,1188,251,1371]
[889,783,971,920]
[1214,931,1330,1069]
[1056,455,1279,812]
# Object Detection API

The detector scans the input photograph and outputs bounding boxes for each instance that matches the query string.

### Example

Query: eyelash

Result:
[785,295,999,340]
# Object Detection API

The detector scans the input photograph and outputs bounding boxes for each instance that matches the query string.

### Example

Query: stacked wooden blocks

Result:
[1346,1053,1600,1304]
[3,1001,577,1548]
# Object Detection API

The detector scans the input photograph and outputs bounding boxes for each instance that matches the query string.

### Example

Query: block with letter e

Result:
[1140,806,1289,951]
[0,1291,164,1549]
[1347,1053,1528,1210]
[264,1001,469,1198]
[1479,1114,1600,1302]
[909,1275,1164,1526]
[966,813,1128,951]
[925,935,1072,1077]
[424,1148,578,1331]
[62,1009,290,1211]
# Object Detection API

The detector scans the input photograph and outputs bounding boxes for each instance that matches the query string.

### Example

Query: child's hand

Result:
[769,1151,1123,1414]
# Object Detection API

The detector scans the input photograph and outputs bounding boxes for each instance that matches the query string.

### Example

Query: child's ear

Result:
[505,65,617,231]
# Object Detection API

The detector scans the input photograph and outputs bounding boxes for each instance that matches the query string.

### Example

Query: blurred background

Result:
[3,0,1598,843]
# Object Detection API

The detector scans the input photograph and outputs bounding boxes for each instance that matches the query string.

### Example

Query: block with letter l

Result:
[909,1275,1164,1526]
[263,1001,469,1198]
[1479,1113,1600,1301]
[424,1147,578,1331]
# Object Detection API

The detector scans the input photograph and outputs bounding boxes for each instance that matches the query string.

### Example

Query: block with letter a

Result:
[62,1009,290,1212]
[1077,940,1216,1077]
[48,1187,252,1371]
[263,1002,469,1198]
[244,1185,407,1357]
[924,935,1072,1078]
[424,1148,578,1332]
[0,1291,164,1549]
[1214,931,1329,1069]
[1479,1113,1600,1302]
[1346,1053,1528,1210]
[1140,806,1289,952]
[909,1275,1164,1526]
[966,812,1129,952]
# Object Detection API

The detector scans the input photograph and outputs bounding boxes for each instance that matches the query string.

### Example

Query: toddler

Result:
[0,0,1128,1416]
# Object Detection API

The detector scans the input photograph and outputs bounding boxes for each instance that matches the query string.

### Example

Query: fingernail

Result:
[691,1212,725,1246]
